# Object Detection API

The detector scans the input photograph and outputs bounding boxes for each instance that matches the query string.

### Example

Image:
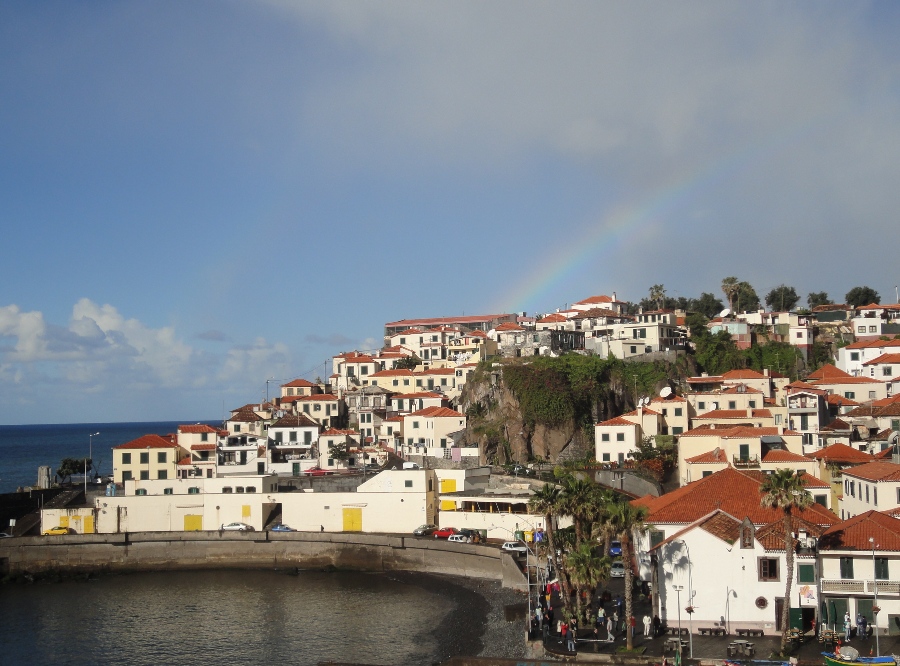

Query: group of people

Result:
[842,611,870,641]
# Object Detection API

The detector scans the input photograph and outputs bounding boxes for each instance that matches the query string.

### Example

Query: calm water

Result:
[0,421,216,492]
[0,569,482,666]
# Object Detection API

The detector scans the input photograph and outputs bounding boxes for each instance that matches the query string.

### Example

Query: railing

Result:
[869,580,900,594]
[732,455,760,467]
[821,579,866,593]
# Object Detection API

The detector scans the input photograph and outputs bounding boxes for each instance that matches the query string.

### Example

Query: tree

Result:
[607,501,650,650]
[690,292,724,319]
[394,355,421,370]
[56,457,90,484]
[760,469,813,654]
[566,541,609,624]
[807,291,832,309]
[327,441,350,464]
[648,284,666,311]
[846,286,880,308]
[529,484,575,617]
[721,277,740,312]
[765,285,799,312]
[733,281,760,313]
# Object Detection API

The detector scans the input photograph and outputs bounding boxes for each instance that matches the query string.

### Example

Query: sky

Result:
[2,1,900,425]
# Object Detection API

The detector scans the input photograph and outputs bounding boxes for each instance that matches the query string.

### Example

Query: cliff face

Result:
[457,355,695,465]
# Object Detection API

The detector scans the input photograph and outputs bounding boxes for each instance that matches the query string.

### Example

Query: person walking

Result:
[653,614,661,637]
[844,612,852,641]
[560,620,568,648]
[859,613,867,638]
[606,614,615,642]
[568,618,577,652]
[643,614,652,636]
[629,615,636,639]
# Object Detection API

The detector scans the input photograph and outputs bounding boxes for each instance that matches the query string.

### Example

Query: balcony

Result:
[733,455,760,468]
[821,579,900,595]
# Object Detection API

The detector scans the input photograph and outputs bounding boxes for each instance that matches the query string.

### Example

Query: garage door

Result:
[342,507,362,532]
[184,515,203,531]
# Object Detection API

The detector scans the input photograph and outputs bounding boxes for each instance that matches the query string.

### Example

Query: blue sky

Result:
[2,1,900,424]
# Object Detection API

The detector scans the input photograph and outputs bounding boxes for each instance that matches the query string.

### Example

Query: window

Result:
[870,325,877,333]
[393,379,399,387]
[702,470,712,478]
[601,433,610,442]
[814,494,827,507]
[674,408,683,416]
[884,367,893,377]
[157,451,166,463]
[775,414,783,425]
[136,488,147,496]
[140,452,149,464]
[797,564,815,584]
[758,558,779,581]
[157,470,167,480]
[875,557,889,580]
[796,331,803,339]
[122,453,132,464]
[328,458,334,466]
[314,404,321,412]
[630,346,637,354]
[440,438,447,448]
[223,487,233,493]
[236,487,245,493]
[140,471,149,480]
[122,471,132,481]
[289,431,297,442]
[844,391,855,400]
[602,453,610,461]
[188,487,200,494]
[163,488,173,495]
[399,337,405,344]
[728,401,737,409]
[416,379,422,387]
[616,433,625,442]
[413,421,419,429]
[749,400,756,408]
[649,530,664,549]
[404,379,410,386]
[698,402,706,410]
[858,326,866,333]
[839,556,854,579]
[672,427,683,435]
[741,525,754,548]
[361,366,368,375]
[201,432,208,442]
[234,424,241,432]
[869,391,877,399]
[246,486,256,493]
[404,480,413,488]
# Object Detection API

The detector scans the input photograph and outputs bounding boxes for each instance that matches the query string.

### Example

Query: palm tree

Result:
[558,475,597,544]
[566,541,610,623]
[761,469,813,654]
[608,501,650,650]
[721,276,739,312]
[648,284,666,311]
[529,483,575,616]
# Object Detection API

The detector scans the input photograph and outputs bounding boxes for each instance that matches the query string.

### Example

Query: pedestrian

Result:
[810,617,817,638]
[561,620,568,646]
[643,614,652,636]
[606,615,615,642]
[629,615,636,639]
[844,612,852,641]
[535,605,543,632]
[320,525,324,532]
[663,656,669,666]
[653,614,661,637]
[859,614,867,638]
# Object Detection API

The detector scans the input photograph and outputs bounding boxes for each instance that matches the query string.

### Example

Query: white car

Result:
[501,541,529,555]
[447,534,471,543]
[610,561,626,578]
[221,522,254,531]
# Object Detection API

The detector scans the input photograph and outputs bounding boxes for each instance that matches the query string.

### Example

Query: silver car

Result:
[221,522,254,531]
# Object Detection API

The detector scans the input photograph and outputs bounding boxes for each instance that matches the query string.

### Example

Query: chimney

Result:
[613,292,617,301]
[778,424,784,435]
[747,408,753,418]
[764,368,770,377]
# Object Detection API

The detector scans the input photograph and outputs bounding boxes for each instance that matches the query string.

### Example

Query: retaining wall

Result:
[0,532,527,589]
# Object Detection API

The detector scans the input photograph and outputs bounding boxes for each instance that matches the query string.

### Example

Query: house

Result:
[400,407,467,458]
[112,434,184,484]
[595,416,642,465]
[676,426,804,484]
[383,314,516,341]
[850,304,900,341]
[817,510,900,635]
[650,510,825,635]
[295,393,344,428]
[836,339,900,377]
[267,413,320,476]
[175,424,223,480]
[370,368,417,393]
[317,428,358,472]
[686,385,768,418]
[807,363,889,404]
[280,378,321,398]
[810,443,875,510]
[391,391,447,415]
[839,461,900,520]
[571,293,628,315]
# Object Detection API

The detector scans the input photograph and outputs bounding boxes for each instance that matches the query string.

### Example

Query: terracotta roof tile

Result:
[597,416,640,427]
[819,510,900,551]
[495,322,525,332]
[271,414,320,428]
[810,443,874,464]
[178,424,219,434]
[296,394,339,402]
[407,407,464,418]
[841,460,900,482]
[114,434,178,450]
[685,448,728,463]
[761,449,810,462]
[283,378,316,388]
[722,369,767,380]
[807,364,852,380]
[863,353,900,366]
[695,409,772,420]
[190,444,217,451]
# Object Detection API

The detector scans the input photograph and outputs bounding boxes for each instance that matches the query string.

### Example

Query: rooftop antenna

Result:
[659,386,673,399]
[719,308,731,319]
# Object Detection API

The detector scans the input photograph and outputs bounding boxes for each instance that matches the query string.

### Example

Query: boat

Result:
[822,647,899,666]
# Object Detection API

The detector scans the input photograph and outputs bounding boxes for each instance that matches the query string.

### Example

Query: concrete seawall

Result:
[0,532,528,589]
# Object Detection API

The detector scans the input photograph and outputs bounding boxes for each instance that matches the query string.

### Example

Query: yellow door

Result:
[342,507,362,532]
[84,515,95,534]
[59,515,70,527]
[184,515,203,531]
[440,479,457,493]
[242,505,251,518]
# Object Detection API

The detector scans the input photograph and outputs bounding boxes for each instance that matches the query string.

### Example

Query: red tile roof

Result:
[722,369,767,380]
[228,410,262,422]
[819,510,900,551]
[810,443,874,464]
[680,425,795,438]
[271,414,320,428]
[394,392,444,400]
[407,406,464,418]
[539,313,567,323]
[812,376,884,385]
[370,369,414,377]
[574,294,623,305]
[178,424,219,434]
[864,354,900,366]
[685,448,728,463]
[721,384,764,395]
[694,409,772,420]
[114,434,177,450]
[596,416,640,427]
[283,378,316,387]
[846,338,900,350]
[296,394,339,402]
[495,322,525,332]
[632,467,839,527]
[761,449,810,463]
[841,460,900,482]
[176,456,191,466]
[808,364,852,381]
[190,444,217,451]
[827,394,859,407]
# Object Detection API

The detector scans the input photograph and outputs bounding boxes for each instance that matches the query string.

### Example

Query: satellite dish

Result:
[719,308,731,318]
[487,329,497,340]
[659,387,673,399]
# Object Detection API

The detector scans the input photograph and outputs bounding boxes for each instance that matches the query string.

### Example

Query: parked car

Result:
[447,534,471,543]
[501,541,529,555]
[610,561,626,578]
[304,467,332,476]
[221,522,254,531]
[413,524,437,536]
[433,527,458,539]
[270,524,295,532]
[609,540,622,557]
[42,526,75,536]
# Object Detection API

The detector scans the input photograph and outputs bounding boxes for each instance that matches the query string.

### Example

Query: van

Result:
[402,462,420,470]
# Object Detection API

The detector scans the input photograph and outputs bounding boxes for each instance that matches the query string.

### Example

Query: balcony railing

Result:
[821,579,900,594]
[733,455,760,468]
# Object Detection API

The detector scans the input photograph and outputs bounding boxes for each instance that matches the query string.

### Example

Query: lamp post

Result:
[678,540,694,657]
[85,431,100,495]
[870,537,880,656]
[673,584,684,644]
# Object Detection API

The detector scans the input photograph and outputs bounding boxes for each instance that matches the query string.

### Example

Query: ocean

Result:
[0,421,214,493]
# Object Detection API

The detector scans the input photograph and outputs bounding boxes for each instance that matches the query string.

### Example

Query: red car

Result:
[305,467,332,476]
[433,527,458,539]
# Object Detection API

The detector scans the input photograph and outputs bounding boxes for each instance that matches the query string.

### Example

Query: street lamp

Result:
[870,537,880,656]
[673,584,684,644]
[85,431,100,495]
[678,540,694,657]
